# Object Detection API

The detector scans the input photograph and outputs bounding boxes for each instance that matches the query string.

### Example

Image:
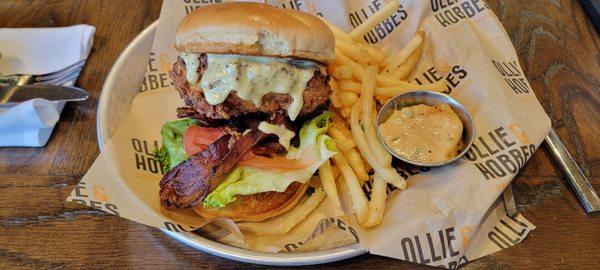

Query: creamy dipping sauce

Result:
[181,53,320,121]
[258,121,295,150]
[378,104,463,164]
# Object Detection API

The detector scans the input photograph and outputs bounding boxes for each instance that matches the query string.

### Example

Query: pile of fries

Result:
[318,1,446,228]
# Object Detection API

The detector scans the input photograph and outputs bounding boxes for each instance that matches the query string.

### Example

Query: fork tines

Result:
[35,60,86,85]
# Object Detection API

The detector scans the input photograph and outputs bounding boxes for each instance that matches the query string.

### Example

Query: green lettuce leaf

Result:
[153,118,197,172]
[203,112,336,208]
[153,145,171,174]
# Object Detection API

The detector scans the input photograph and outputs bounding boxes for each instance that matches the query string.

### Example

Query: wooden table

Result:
[1,0,598,268]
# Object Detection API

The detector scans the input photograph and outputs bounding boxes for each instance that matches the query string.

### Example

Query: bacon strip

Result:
[159,130,266,210]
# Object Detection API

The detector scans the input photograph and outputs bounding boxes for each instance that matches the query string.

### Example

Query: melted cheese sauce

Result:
[181,53,319,121]
[181,53,201,84]
[379,104,463,164]
[258,121,295,150]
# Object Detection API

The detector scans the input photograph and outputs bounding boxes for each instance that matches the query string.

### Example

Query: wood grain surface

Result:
[0,0,598,269]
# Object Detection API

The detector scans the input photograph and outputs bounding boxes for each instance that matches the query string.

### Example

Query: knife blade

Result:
[0,84,89,105]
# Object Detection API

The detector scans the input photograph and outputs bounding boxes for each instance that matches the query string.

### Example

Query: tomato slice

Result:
[183,125,316,172]
[238,146,316,172]
[183,126,225,156]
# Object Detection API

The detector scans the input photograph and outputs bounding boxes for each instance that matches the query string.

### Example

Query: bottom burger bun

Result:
[192,182,309,222]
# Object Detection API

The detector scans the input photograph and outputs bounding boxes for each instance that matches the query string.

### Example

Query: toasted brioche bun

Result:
[175,2,335,63]
[193,182,309,222]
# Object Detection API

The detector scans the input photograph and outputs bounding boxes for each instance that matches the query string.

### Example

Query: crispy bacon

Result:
[159,130,267,210]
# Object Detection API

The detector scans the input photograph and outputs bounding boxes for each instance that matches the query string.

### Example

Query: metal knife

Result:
[0,84,89,105]
[501,129,600,216]
[546,129,600,213]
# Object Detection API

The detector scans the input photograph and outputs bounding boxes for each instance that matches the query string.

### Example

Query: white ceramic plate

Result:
[96,21,367,266]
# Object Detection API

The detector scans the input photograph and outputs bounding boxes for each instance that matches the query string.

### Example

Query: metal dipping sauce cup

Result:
[376,91,476,167]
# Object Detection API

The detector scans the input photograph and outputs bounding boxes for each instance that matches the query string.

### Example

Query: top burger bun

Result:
[175,2,335,63]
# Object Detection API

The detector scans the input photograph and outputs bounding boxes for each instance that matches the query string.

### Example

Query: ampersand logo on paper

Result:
[69,182,120,216]
[141,52,172,92]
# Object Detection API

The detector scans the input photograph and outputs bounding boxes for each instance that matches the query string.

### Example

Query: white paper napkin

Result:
[0,24,95,147]
[0,24,95,75]
[0,99,59,147]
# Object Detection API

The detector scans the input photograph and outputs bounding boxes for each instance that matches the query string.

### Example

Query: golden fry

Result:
[362,155,372,173]
[362,44,387,64]
[362,67,392,166]
[337,65,353,79]
[332,153,369,224]
[329,79,343,108]
[340,91,359,107]
[363,174,387,227]
[332,164,341,179]
[392,40,424,79]
[346,149,370,185]
[350,1,398,41]
[340,106,351,118]
[337,39,372,64]
[330,115,354,139]
[340,79,361,93]
[384,31,425,75]
[319,160,342,210]
[335,49,365,81]
[375,80,447,96]
[328,126,357,152]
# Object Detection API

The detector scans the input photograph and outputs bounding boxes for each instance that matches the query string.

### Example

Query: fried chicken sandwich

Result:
[155,2,336,222]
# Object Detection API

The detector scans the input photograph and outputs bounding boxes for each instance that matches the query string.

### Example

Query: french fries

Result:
[363,174,387,227]
[319,160,342,210]
[384,31,425,75]
[328,123,369,184]
[337,39,372,64]
[331,161,341,179]
[363,44,387,64]
[332,153,369,224]
[329,79,343,108]
[336,49,447,95]
[346,150,370,185]
[327,126,356,152]
[350,98,404,189]
[392,44,423,80]
[339,91,359,106]
[337,65,353,79]
[335,49,366,81]
[321,2,442,228]
[340,80,361,93]
[374,80,447,96]
[362,67,392,166]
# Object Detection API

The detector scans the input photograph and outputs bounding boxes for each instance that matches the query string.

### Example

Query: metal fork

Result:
[0,60,85,87]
